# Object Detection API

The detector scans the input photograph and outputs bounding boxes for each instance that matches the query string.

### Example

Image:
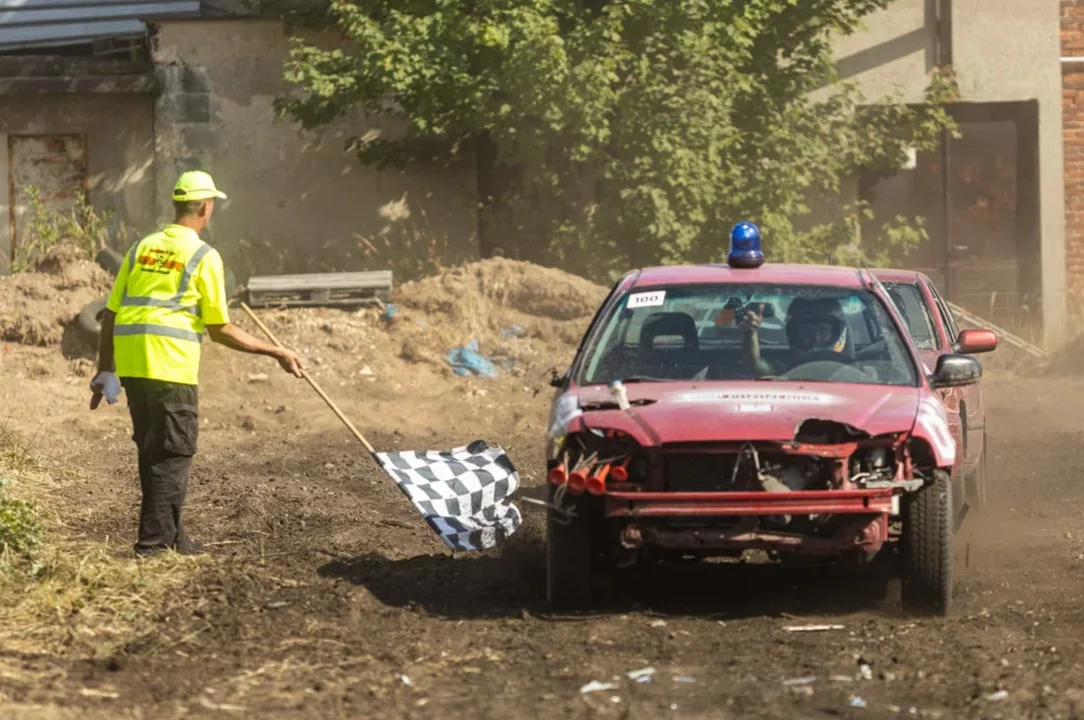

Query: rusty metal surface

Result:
[8,135,89,263]
[604,489,896,518]
[635,515,888,555]
[0,1,200,52]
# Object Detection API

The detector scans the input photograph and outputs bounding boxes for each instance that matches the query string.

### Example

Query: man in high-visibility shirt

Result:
[89,170,305,557]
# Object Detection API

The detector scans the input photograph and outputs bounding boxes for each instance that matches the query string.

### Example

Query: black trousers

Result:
[120,377,199,554]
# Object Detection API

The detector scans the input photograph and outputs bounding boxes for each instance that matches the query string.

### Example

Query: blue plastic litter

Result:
[383,304,398,320]
[445,339,499,378]
[501,325,527,339]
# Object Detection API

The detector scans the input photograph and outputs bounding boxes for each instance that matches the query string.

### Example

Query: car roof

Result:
[628,263,870,290]
[869,268,929,284]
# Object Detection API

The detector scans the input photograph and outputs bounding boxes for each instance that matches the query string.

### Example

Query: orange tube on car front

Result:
[610,458,630,482]
[568,469,589,494]
[586,464,610,496]
[548,465,567,486]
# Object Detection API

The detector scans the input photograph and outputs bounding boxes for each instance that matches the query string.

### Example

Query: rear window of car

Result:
[881,282,939,350]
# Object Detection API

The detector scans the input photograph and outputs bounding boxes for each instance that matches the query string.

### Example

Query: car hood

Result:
[574,381,921,445]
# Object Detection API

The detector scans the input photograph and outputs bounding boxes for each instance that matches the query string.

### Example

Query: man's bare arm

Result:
[206,323,305,377]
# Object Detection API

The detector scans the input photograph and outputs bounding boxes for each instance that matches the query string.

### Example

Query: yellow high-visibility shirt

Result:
[106,225,230,385]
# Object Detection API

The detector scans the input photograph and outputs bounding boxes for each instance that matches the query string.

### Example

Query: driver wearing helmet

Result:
[740,296,851,376]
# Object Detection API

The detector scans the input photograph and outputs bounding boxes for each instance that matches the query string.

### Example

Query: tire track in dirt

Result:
[5,343,1084,718]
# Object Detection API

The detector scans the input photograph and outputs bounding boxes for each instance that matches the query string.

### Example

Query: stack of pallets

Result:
[245,271,393,309]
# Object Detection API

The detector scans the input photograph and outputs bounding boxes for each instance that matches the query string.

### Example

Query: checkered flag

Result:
[375,440,522,552]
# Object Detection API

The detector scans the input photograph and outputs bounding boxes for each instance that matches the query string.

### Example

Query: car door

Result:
[921,279,984,472]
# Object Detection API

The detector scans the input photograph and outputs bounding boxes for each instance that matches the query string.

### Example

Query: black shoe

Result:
[176,540,206,556]
[135,544,167,558]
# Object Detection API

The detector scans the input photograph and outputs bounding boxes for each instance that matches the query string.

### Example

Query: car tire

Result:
[76,297,109,347]
[965,437,988,513]
[900,469,953,617]
[545,488,602,610]
[95,247,124,276]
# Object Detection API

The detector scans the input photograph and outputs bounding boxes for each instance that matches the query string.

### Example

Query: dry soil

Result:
[0,258,1082,719]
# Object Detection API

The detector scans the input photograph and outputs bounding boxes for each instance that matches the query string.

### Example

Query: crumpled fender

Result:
[908,396,957,469]
[546,391,586,460]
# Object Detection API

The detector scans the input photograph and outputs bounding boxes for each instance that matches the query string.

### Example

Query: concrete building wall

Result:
[956,0,1065,348]
[150,20,478,280]
[0,95,156,273]
[831,0,1066,346]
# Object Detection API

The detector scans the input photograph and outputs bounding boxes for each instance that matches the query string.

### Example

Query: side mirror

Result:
[957,328,998,354]
[929,354,982,389]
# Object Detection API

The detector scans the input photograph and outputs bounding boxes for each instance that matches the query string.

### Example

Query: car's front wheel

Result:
[900,469,953,617]
[545,489,606,610]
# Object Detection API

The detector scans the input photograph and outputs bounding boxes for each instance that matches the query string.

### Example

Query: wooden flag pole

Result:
[240,302,377,455]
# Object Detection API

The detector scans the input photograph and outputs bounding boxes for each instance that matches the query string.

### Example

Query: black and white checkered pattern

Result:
[375,440,522,552]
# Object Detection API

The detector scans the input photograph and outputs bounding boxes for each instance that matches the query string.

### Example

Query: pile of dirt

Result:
[0,244,111,346]
[397,257,608,324]
[241,258,608,390]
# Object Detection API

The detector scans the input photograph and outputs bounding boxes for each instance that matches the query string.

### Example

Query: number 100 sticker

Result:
[627,291,666,309]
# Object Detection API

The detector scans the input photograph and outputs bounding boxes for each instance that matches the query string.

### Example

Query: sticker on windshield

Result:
[627,291,666,309]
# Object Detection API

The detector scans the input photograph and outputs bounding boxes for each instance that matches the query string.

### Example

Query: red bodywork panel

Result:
[871,268,986,478]
[575,381,921,444]
[606,489,895,517]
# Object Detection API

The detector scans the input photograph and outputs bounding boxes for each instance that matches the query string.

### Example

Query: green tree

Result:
[268,0,956,276]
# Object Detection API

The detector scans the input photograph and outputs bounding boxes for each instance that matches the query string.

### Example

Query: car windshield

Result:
[577,283,919,387]
[881,281,938,350]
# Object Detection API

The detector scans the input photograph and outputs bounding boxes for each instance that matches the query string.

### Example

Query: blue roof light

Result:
[727,221,765,269]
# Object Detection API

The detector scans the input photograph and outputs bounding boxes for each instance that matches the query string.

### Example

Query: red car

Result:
[544,224,983,616]
[870,270,998,513]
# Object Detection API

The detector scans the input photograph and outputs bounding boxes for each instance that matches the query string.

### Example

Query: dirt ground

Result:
[2,259,1084,719]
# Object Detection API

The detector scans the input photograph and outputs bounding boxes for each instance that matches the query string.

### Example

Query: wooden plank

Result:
[946,301,1048,359]
[247,271,392,293]
[248,286,391,301]
[247,297,386,309]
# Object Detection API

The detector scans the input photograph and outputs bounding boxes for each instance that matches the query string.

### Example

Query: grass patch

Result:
[0,426,212,667]
[0,478,43,556]
[0,543,210,661]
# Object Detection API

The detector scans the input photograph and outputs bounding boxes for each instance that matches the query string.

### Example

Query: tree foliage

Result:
[271,0,957,275]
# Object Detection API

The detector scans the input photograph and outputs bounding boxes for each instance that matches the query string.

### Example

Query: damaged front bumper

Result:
[606,488,901,556]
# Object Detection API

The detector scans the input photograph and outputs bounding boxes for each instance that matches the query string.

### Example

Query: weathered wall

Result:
[151,19,478,280]
[955,0,1065,347]
[832,0,935,103]
[1062,1,1084,308]
[830,0,1066,346]
[0,95,156,273]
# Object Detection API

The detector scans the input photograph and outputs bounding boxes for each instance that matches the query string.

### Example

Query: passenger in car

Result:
[740,297,853,377]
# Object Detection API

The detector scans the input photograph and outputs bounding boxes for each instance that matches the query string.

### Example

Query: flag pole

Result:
[239,302,378,456]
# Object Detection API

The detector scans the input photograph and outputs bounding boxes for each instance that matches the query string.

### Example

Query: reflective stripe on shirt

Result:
[114,324,203,343]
